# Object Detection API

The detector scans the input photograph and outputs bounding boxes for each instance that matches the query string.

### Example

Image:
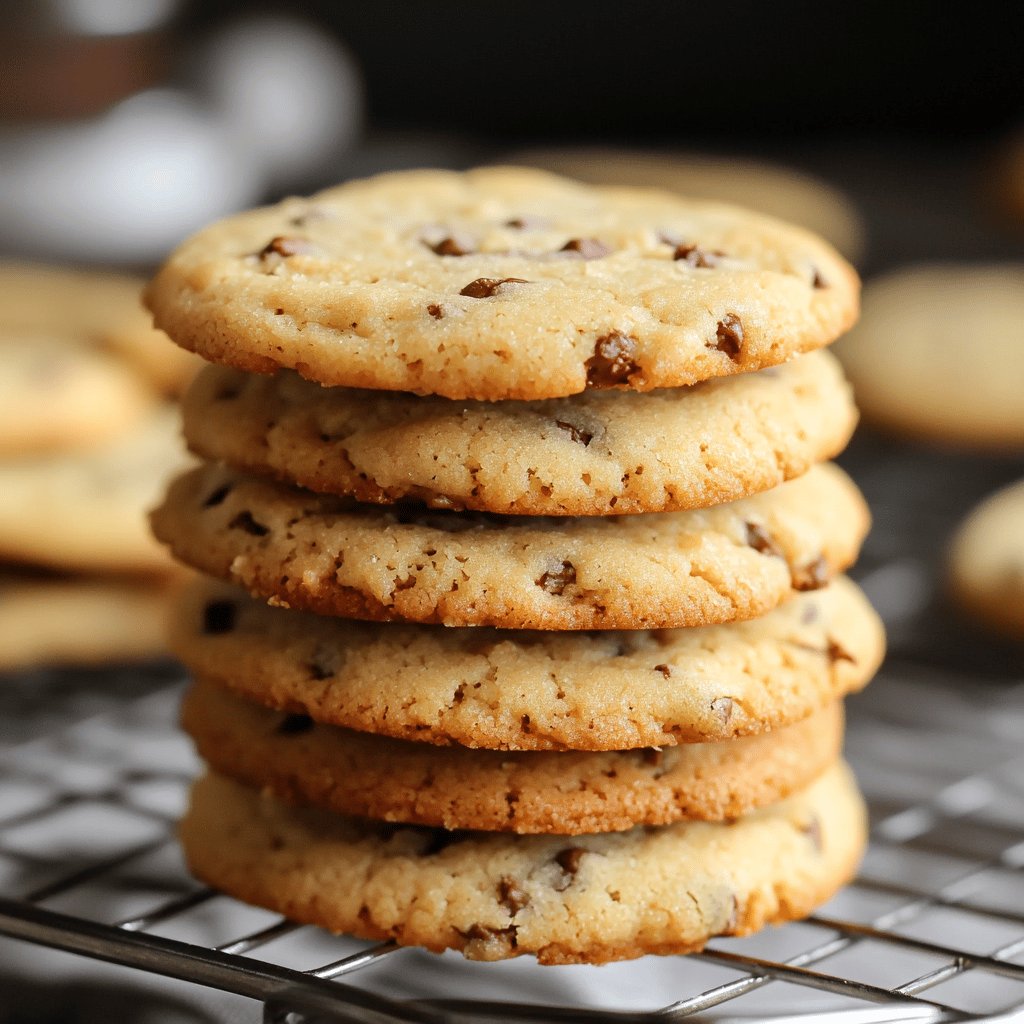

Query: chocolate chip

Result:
[792,556,828,592]
[257,236,313,259]
[505,216,549,230]
[462,924,517,952]
[498,877,530,914]
[710,314,744,360]
[426,303,444,320]
[654,663,671,679]
[536,561,576,595]
[228,511,270,537]
[459,277,528,298]
[585,332,641,387]
[812,268,828,289]
[745,521,783,558]
[555,420,593,446]
[673,244,723,268]
[826,638,856,664]
[553,847,586,890]
[275,714,314,736]
[202,600,236,635]
[428,234,474,256]
[560,238,611,259]
[202,484,233,509]
[642,748,663,767]
[802,814,823,852]
[711,696,734,726]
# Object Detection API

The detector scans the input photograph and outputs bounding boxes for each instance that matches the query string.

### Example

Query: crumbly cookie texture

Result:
[0,407,190,574]
[181,762,866,964]
[0,336,153,457]
[151,462,868,631]
[184,680,844,833]
[834,264,1024,451]
[508,147,866,262]
[169,576,883,750]
[145,167,859,401]
[949,478,1024,638]
[183,350,856,516]
[0,261,201,396]
[0,574,174,670]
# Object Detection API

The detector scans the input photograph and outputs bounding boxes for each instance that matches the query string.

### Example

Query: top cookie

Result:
[145,167,859,400]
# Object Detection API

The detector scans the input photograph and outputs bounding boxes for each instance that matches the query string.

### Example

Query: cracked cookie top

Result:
[145,167,859,400]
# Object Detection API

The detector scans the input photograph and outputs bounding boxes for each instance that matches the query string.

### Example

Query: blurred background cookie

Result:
[0,335,152,456]
[949,478,1024,639]
[508,147,866,263]
[0,262,202,396]
[0,574,174,671]
[0,406,189,575]
[0,265,194,670]
[834,264,1024,451]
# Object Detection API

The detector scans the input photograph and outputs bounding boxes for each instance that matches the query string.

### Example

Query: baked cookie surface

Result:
[170,575,884,750]
[835,264,1024,450]
[183,350,856,516]
[183,680,844,833]
[181,762,866,964]
[949,478,1024,637]
[146,167,859,400]
[152,462,868,630]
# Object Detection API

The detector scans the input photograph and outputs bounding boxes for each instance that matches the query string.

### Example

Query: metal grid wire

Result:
[0,436,1022,1022]
[0,670,1022,1022]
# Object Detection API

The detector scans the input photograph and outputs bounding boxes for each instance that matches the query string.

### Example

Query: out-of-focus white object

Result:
[0,90,261,264]
[192,15,363,190]
[0,13,362,264]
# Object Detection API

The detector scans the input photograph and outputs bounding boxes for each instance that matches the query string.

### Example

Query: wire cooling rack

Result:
[0,663,1022,1023]
[0,434,1022,1022]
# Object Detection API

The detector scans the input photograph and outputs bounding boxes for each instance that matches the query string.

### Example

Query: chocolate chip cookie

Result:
[183,350,856,516]
[169,575,883,750]
[181,761,866,964]
[151,462,868,630]
[145,167,859,400]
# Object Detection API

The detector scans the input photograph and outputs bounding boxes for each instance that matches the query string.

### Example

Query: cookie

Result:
[183,679,844,833]
[183,350,856,517]
[145,167,859,401]
[0,574,173,670]
[0,407,190,574]
[0,336,153,457]
[834,265,1024,450]
[948,479,1024,638]
[169,575,883,750]
[0,261,201,396]
[152,462,867,630]
[509,147,866,263]
[181,761,866,964]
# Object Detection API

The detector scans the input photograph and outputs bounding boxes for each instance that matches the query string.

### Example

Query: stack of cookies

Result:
[148,168,884,964]
[0,263,198,671]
